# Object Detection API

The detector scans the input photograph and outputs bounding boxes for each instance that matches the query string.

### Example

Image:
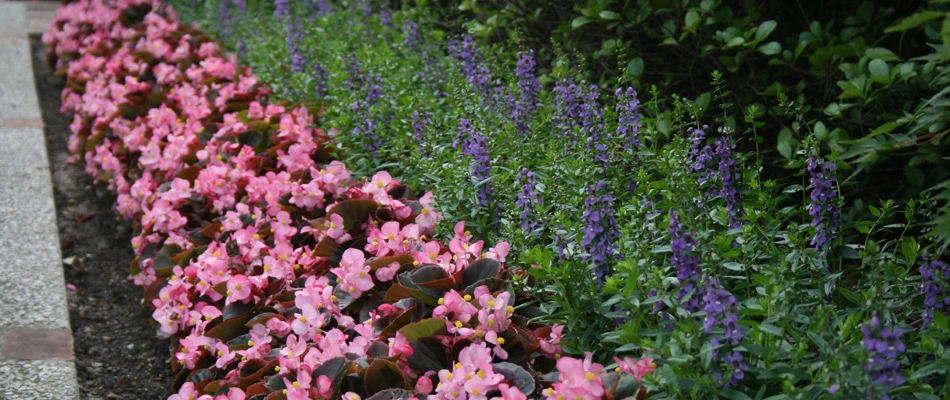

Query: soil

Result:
[30,35,174,399]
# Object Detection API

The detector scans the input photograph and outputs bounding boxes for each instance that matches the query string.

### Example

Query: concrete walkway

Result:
[0,2,80,399]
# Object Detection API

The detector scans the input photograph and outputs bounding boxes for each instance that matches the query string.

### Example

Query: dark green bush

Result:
[436,0,950,250]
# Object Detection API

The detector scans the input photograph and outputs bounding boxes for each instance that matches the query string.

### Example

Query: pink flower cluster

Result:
[44,1,655,399]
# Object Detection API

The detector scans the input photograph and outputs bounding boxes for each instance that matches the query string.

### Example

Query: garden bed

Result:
[32,33,173,400]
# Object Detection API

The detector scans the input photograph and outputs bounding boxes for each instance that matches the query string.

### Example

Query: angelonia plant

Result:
[43,1,654,399]
[46,0,950,398]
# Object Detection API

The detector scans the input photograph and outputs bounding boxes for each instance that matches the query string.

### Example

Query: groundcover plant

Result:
[43,1,652,399]
[45,0,950,398]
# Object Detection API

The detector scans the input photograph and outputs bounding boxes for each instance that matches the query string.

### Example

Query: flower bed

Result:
[42,1,653,399]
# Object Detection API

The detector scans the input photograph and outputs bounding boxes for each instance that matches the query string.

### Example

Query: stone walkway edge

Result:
[0,2,80,399]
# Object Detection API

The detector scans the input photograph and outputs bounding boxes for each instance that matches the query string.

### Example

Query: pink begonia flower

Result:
[316,374,333,398]
[414,241,451,268]
[539,324,564,358]
[453,221,473,242]
[168,381,198,400]
[375,261,401,282]
[280,334,307,370]
[213,388,246,400]
[366,171,396,205]
[388,332,413,358]
[226,274,252,304]
[326,213,352,243]
[459,342,495,372]
[543,352,605,400]
[485,330,508,360]
[319,328,350,359]
[614,356,657,382]
[291,302,326,342]
[484,242,510,262]
[266,317,292,338]
[433,290,479,324]
[175,337,201,369]
[391,199,414,220]
[221,210,243,231]
[333,248,374,298]
[283,365,313,400]
[342,392,361,400]
[415,375,434,395]
[493,384,527,400]
[214,342,237,369]
[247,101,264,119]
[237,325,273,361]
[414,192,441,232]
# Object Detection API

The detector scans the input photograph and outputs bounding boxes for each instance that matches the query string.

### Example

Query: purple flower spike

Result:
[451,35,492,96]
[411,110,430,157]
[615,87,642,154]
[669,211,705,312]
[807,154,840,264]
[920,252,950,324]
[582,181,619,287]
[515,168,542,236]
[274,0,289,20]
[862,313,905,395]
[457,119,494,209]
[511,50,540,137]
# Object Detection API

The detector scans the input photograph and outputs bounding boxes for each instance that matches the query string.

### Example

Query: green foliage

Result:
[170,0,950,398]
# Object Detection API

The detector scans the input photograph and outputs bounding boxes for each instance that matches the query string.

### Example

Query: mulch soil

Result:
[31,34,173,400]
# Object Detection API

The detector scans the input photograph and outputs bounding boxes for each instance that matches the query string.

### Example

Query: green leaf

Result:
[724,37,745,48]
[152,244,182,277]
[684,11,699,30]
[722,262,744,271]
[408,337,448,373]
[365,389,415,400]
[367,254,415,272]
[327,199,378,231]
[599,10,620,20]
[397,318,446,342]
[755,20,777,41]
[908,361,949,380]
[758,324,783,336]
[942,17,950,59]
[626,57,644,78]
[836,245,860,259]
[777,128,795,159]
[365,359,409,395]
[868,59,889,82]
[720,389,753,400]
[571,17,592,30]
[757,41,781,55]
[865,47,900,61]
[492,362,536,395]
[606,372,640,399]
[205,311,254,341]
[312,356,350,400]
[837,286,865,306]
[884,10,944,33]
[462,258,500,288]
